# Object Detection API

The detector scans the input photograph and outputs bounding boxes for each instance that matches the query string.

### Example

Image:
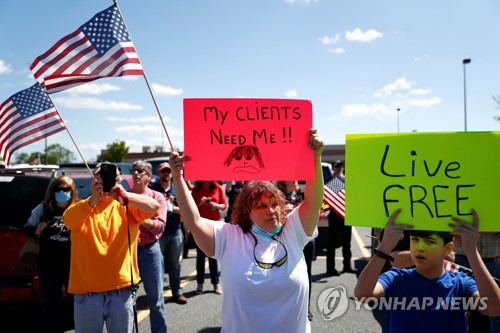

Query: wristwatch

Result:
[374,248,395,262]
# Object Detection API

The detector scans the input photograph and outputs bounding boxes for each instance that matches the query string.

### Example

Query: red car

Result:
[0,167,132,306]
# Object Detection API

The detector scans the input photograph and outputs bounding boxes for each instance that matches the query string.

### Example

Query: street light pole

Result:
[463,58,471,132]
[396,108,401,133]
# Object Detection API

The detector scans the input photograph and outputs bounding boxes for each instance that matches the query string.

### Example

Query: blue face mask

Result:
[252,222,282,238]
[55,190,72,205]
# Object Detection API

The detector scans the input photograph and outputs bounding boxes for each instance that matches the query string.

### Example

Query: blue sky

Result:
[1,0,499,163]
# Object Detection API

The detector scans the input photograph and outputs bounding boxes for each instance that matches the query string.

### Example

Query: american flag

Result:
[443,260,474,278]
[0,83,66,164]
[324,176,345,218]
[444,260,499,284]
[30,5,144,94]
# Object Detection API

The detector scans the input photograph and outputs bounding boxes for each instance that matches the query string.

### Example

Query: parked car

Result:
[54,167,133,198]
[58,162,132,175]
[0,172,50,305]
[0,168,132,307]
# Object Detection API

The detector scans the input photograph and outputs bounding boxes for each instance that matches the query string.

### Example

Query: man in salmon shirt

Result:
[63,163,160,333]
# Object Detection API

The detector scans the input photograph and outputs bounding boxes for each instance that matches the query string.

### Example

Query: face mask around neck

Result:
[252,222,282,238]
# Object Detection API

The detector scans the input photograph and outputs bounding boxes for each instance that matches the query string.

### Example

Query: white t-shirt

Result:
[213,207,317,333]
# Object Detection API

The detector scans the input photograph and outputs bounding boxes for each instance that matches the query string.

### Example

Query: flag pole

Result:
[45,94,95,178]
[113,1,175,152]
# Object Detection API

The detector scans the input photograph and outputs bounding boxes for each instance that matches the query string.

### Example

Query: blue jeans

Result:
[138,241,168,333]
[74,288,135,333]
[455,254,499,333]
[159,228,184,296]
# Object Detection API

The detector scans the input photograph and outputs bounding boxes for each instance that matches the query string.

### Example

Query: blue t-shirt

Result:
[378,268,478,333]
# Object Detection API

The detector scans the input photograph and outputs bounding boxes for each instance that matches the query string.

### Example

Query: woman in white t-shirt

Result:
[169,129,325,333]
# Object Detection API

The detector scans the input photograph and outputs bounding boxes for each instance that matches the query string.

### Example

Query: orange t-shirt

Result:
[63,197,156,294]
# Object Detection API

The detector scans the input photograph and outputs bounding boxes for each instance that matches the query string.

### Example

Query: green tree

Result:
[100,140,129,162]
[14,152,31,164]
[45,144,76,164]
[13,152,43,164]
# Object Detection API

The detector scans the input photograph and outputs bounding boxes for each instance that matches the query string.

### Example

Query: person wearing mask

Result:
[23,176,79,333]
[63,163,160,333]
[169,129,324,332]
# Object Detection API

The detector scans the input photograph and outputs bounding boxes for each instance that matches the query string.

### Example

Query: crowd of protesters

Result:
[22,140,499,332]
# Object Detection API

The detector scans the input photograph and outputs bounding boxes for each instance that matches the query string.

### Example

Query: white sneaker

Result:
[214,284,223,295]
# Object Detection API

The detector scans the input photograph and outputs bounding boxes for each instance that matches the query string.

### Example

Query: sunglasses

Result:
[250,232,288,269]
[160,168,171,174]
[130,168,147,174]
[56,187,71,192]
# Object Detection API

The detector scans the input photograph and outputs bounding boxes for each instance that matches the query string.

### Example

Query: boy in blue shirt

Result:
[354,209,500,333]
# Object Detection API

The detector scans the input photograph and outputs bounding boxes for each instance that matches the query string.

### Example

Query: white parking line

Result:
[139,228,372,322]
[137,258,199,322]
[352,227,372,259]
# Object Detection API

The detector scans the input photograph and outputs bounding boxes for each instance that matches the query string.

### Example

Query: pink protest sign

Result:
[183,98,314,181]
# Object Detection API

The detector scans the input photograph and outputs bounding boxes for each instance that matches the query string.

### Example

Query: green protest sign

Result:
[345,132,499,231]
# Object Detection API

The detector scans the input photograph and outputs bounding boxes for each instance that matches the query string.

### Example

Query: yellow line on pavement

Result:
[352,226,372,259]
[137,261,200,322]
[138,230,371,323]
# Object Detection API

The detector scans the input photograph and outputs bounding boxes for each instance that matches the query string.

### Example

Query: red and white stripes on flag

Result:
[30,5,144,94]
[444,260,499,284]
[324,186,345,219]
[444,260,473,277]
[0,83,65,164]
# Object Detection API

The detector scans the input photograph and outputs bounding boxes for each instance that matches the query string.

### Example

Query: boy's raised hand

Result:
[378,209,414,253]
[449,209,479,257]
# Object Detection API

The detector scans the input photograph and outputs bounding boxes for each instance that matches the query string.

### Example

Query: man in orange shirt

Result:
[63,163,160,333]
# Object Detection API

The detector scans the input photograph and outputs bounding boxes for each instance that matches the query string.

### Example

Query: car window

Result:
[144,157,169,175]
[73,177,132,199]
[0,176,50,229]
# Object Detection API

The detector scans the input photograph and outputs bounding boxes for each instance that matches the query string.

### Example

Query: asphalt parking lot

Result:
[1,225,380,333]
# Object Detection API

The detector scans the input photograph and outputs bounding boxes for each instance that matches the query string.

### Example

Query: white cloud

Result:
[120,76,140,81]
[115,124,162,134]
[53,96,143,110]
[106,116,160,123]
[116,126,184,151]
[340,103,393,120]
[345,28,383,42]
[373,78,416,98]
[79,142,106,159]
[64,83,122,95]
[319,34,340,45]
[410,88,431,95]
[0,59,12,74]
[328,48,345,54]
[152,83,183,96]
[409,97,442,107]
[285,89,298,98]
